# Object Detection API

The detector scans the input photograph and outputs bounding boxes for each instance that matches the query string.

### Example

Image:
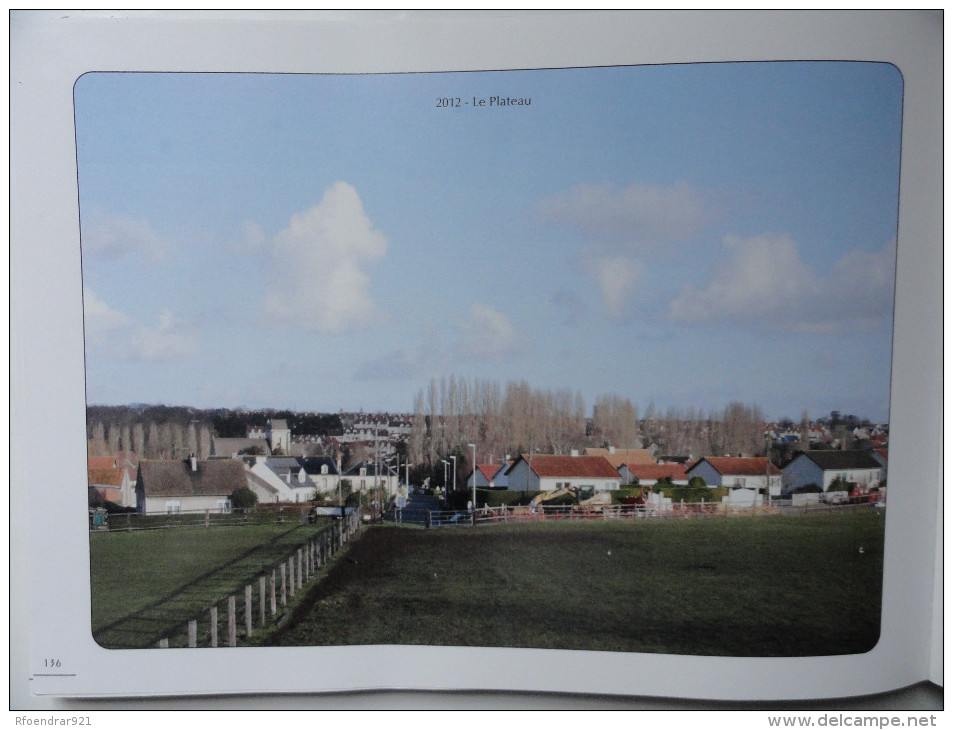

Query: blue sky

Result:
[75,62,902,421]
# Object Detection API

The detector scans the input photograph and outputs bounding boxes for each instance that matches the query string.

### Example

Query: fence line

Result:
[153,509,361,649]
[89,504,328,533]
[383,499,879,528]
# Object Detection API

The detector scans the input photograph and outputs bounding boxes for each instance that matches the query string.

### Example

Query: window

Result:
[165,500,181,514]
[321,464,328,475]
[734,477,746,488]
[217,500,232,514]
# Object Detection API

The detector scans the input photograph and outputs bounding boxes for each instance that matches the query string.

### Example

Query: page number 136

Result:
[44,658,62,668]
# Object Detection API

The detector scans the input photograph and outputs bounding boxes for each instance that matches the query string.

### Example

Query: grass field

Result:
[89,520,334,648]
[268,509,885,656]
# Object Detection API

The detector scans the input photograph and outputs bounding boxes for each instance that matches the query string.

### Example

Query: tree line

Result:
[85,405,343,461]
[406,376,768,482]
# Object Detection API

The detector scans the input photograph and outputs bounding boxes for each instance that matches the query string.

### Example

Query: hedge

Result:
[658,485,730,503]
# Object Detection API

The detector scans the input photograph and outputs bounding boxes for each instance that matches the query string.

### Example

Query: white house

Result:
[618,462,689,486]
[298,456,341,495]
[266,419,291,454]
[344,460,400,498]
[504,454,621,493]
[245,456,319,503]
[686,456,782,499]
[467,462,511,489]
[136,457,247,515]
[781,450,884,495]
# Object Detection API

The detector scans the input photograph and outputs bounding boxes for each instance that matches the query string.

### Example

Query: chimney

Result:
[570,449,579,457]
[608,446,615,454]
[190,453,197,472]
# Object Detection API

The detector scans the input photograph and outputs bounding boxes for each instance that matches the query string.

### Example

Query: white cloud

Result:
[262,182,388,333]
[536,181,711,251]
[586,256,645,319]
[130,310,197,361]
[82,210,170,261]
[538,182,709,320]
[668,235,896,333]
[83,288,197,361]
[457,302,521,361]
[83,288,133,344]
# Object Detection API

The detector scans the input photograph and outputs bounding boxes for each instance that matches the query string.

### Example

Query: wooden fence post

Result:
[245,584,253,637]
[288,556,296,598]
[188,619,197,648]
[270,569,277,616]
[280,563,287,606]
[227,595,237,647]
[210,606,218,648]
[259,575,266,624]
[297,549,303,590]
[158,638,169,648]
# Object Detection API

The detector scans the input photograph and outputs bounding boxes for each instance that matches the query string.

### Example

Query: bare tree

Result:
[198,424,212,460]
[799,410,811,452]
[88,421,107,456]
[106,422,120,455]
[132,422,145,456]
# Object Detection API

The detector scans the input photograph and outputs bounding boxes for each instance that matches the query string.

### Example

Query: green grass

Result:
[269,509,885,656]
[89,520,334,648]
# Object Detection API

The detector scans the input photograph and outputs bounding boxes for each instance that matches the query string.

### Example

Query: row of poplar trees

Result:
[405,375,768,471]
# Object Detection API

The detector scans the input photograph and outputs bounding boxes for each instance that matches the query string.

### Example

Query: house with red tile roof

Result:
[619,462,689,486]
[686,456,782,499]
[467,462,511,489]
[505,453,621,493]
[88,457,136,508]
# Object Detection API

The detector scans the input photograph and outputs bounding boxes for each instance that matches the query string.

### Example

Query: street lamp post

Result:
[449,455,458,499]
[467,444,477,510]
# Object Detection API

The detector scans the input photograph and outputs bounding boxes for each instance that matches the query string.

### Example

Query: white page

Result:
[10,10,942,705]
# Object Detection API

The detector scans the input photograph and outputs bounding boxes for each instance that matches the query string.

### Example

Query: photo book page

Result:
[10,10,943,706]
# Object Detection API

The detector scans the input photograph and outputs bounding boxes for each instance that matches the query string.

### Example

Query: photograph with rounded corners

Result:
[77,62,900,658]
